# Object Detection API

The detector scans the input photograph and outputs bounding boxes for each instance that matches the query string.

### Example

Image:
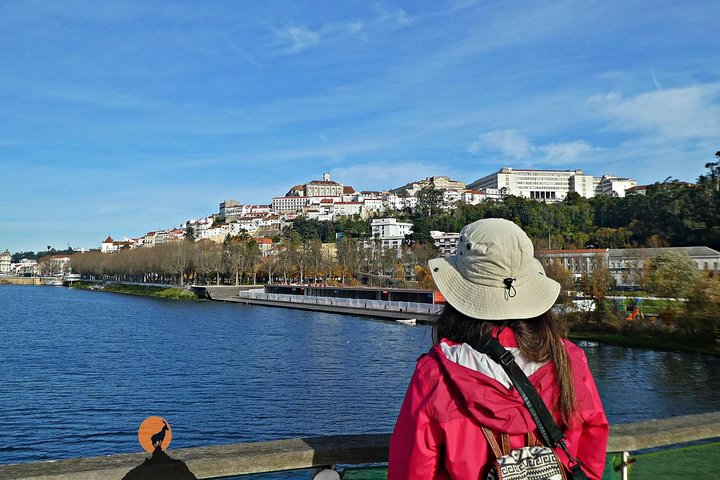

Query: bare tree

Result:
[161,241,195,286]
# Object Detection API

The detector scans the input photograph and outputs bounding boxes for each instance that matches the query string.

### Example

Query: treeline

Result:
[69,233,436,288]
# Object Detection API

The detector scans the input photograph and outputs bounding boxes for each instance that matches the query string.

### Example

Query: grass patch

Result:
[71,282,199,300]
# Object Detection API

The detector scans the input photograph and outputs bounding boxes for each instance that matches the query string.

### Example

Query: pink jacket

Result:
[389,330,609,479]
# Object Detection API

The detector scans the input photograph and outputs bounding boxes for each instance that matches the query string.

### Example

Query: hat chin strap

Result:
[503,278,517,300]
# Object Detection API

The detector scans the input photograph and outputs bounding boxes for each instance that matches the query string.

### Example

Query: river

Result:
[1,286,719,475]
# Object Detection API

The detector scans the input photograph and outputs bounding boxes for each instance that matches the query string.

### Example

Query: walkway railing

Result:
[2,412,718,479]
[237,290,444,316]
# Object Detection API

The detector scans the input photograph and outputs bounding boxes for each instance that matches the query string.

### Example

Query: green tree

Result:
[646,251,699,298]
[416,186,444,217]
[579,254,612,312]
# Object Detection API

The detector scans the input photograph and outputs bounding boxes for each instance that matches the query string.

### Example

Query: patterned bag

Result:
[483,427,566,480]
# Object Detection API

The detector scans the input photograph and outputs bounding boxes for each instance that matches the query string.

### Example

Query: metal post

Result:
[621,451,629,480]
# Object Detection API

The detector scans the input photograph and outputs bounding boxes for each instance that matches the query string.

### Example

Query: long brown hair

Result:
[433,304,578,427]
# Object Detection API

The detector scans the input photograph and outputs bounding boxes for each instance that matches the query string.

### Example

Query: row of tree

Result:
[69,233,438,288]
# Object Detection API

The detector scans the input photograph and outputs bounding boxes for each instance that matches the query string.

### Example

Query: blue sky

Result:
[1,0,719,253]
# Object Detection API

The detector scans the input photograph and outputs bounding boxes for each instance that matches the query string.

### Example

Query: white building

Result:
[391,176,466,197]
[367,218,414,256]
[460,190,486,205]
[385,194,418,211]
[272,196,311,213]
[468,167,597,202]
[537,246,720,289]
[361,198,386,216]
[0,249,11,274]
[220,200,272,219]
[595,175,638,198]
[430,231,461,255]
[371,218,413,239]
[333,202,363,217]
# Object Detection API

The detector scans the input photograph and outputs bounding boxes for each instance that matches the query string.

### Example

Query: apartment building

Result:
[430,231,460,255]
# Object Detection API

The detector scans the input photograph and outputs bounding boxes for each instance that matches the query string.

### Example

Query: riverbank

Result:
[568,330,720,356]
[71,281,200,299]
[66,282,719,355]
[0,276,44,285]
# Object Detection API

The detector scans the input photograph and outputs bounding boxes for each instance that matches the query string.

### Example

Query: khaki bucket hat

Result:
[428,218,560,320]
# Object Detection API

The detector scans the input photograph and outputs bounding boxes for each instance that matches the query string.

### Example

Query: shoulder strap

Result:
[477,334,589,480]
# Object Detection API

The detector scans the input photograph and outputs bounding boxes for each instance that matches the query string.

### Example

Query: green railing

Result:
[1,412,718,479]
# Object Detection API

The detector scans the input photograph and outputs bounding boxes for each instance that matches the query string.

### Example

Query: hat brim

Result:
[429,256,560,321]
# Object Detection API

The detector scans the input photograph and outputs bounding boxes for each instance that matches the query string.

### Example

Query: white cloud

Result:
[538,141,596,165]
[274,24,320,53]
[372,4,413,27]
[468,129,597,166]
[467,129,532,158]
[587,84,720,140]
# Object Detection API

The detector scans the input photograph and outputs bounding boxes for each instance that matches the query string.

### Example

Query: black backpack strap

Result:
[477,334,589,480]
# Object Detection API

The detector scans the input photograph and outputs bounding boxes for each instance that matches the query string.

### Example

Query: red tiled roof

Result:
[343,186,356,194]
[103,236,113,243]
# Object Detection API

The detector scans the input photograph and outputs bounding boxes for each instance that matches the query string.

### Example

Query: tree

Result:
[225,233,251,285]
[579,253,612,312]
[246,239,262,284]
[416,186,444,217]
[161,241,195,286]
[543,259,575,305]
[646,251,699,298]
[185,226,196,243]
[684,273,720,341]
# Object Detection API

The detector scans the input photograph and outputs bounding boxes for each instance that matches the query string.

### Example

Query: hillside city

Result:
[2,164,719,292]
[2,166,637,268]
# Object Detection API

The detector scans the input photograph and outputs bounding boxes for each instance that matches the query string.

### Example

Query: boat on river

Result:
[395,318,416,326]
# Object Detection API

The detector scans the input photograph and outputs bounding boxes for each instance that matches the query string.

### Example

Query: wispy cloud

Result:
[587,83,720,140]
[538,141,596,165]
[372,3,413,27]
[468,129,597,166]
[468,129,531,158]
[270,19,366,53]
[273,24,321,53]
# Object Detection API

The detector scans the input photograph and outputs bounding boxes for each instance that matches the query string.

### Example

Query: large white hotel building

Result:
[467,167,636,201]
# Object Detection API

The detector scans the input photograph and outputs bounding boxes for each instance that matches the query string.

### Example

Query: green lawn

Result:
[341,443,720,479]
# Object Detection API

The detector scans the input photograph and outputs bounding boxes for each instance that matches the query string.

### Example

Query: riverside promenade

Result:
[198,285,443,323]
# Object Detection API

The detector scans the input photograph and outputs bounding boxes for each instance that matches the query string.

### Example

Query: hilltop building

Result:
[391,176,466,196]
[468,167,596,202]
[595,175,638,198]
[0,249,11,274]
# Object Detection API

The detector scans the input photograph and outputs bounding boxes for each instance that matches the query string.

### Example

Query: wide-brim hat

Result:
[429,218,560,321]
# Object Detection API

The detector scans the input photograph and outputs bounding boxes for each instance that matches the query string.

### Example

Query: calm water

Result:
[1,286,719,470]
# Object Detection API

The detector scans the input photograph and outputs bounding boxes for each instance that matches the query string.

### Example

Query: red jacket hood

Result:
[426,331,565,434]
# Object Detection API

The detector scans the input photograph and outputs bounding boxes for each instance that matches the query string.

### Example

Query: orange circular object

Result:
[138,416,172,453]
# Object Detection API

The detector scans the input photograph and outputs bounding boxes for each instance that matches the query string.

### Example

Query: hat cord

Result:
[503,277,517,300]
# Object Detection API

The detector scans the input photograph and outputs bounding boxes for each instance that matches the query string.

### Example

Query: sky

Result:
[1,0,719,253]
